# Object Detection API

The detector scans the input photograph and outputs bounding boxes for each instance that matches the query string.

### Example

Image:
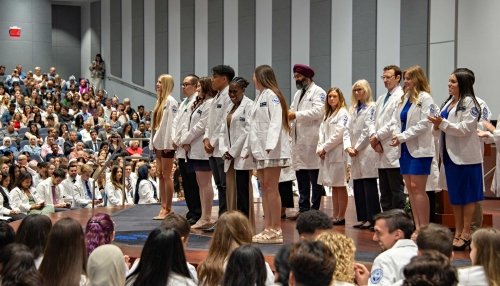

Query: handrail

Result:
[106,75,156,97]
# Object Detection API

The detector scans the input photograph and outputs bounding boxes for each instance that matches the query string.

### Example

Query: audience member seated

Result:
[296,209,333,240]
[36,168,70,212]
[39,217,90,286]
[288,240,335,286]
[402,250,458,286]
[84,129,101,153]
[126,139,143,156]
[316,231,356,285]
[74,164,102,207]
[45,142,65,161]
[0,171,26,221]
[274,244,292,286]
[222,245,272,286]
[125,227,196,286]
[22,136,42,156]
[15,214,52,269]
[106,165,132,206]
[0,136,17,153]
[87,244,127,286]
[0,243,43,286]
[134,164,158,204]
[10,172,54,215]
[0,221,15,250]
[84,212,115,256]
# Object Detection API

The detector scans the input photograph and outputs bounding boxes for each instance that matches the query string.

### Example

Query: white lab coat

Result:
[488,114,500,196]
[289,82,326,170]
[317,107,350,187]
[368,239,418,286]
[106,182,133,206]
[151,96,179,151]
[347,102,378,179]
[373,86,404,168]
[241,88,291,161]
[10,187,43,215]
[137,180,158,204]
[172,93,197,159]
[458,265,489,286]
[36,178,65,206]
[0,186,19,215]
[203,86,231,157]
[180,98,214,160]
[74,177,102,207]
[219,96,255,172]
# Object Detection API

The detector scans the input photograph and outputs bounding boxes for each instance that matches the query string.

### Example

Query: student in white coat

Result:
[203,65,235,217]
[180,77,217,229]
[317,87,350,225]
[219,77,255,226]
[36,168,71,212]
[389,65,435,231]
[73,164,102,208]
[370,65,406,211]
[150,74,178,219]
[242,65,291,244]
[429,68,483,250]
[106,165,133,206]
[10,172,53,215]
[346,79,381,229]
[288,64,326,215]
[134,164,158,204]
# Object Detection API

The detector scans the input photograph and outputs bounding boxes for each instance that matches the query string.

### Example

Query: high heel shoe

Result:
[453,238,471,251]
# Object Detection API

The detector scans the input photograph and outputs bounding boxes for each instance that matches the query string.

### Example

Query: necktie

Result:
[85,180,92,200]
[51,185,57,204]
[299,88,307,103]
[94,142,98,152]
[150,180,158,200]
[383,92,391,106]
[127,177,133,196]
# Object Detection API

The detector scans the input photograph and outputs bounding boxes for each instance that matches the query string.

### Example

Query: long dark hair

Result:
[0,243,43,286]
[127,228,191,286]
[440,68,481,121]
[85,213,115,256]
[222,245,268,286]
[14,171,32,191]
[15,215,52,259]
[192,77,216,111]
[134,164,150,204]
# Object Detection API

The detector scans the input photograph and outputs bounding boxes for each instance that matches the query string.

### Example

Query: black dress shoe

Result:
[333,218,346,225]
[453,238,471,251]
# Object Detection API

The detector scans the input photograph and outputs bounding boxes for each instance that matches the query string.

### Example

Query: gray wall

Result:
[131,0,144,86]
[180,0,195,78]
[90,1,101,59]
[52,5,81,79]
[352,0,377,92]
[0,0,52,73]
[310,0,332,93]
[272,0,291,103]
[155,0,168,80]
[109,0,122,77]
[238,0,256,97]
[207,0,223,76]
[400,0,429,72]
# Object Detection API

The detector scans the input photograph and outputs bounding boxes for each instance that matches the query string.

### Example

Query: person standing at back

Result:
[288,64,326,218]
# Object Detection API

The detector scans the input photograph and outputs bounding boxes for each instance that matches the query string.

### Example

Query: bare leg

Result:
[260,167,282,230]
[195,170,214,223]
[462,203,476,240]
[160,157,174,214]
[331,187,339,219]
[334,186,348,219]
[452,205,464,245]
[404,175,429,230]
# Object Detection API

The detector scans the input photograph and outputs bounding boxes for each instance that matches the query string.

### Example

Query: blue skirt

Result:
[443,148,483,205]
[399,143,432,175]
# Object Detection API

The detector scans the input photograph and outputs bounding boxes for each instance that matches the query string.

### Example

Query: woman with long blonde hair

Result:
[242,65,291,244]
[150,74,179,219]
[390,65,435,231]
[347,80,380,229]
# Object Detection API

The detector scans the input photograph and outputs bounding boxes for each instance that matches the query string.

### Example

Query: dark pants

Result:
[426,191,437,223]
[296,169,324,212]
[378,168,406,211]
[209,156,226,216]
[7,213,26,222]
[353,178,381,222]
[179,158,201,220]
[279,180,294,208]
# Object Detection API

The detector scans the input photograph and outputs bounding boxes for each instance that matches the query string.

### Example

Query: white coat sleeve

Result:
[322,114,349,153]
[218,113,229,155]
[439,98,479,137]
[138,181,155,204]
[181,105,210,145]
[354,105,375,151]
[265,95,283,151]
[35,184,50,205]
[228,112,250,158]
[396,95,434,143]
[10,189,31,213]
[105,183,120,206]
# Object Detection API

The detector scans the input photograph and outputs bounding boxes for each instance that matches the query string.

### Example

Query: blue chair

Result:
[31,154,44,163]
[19,140,30,150]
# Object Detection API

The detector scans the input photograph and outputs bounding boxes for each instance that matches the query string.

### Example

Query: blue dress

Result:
[399,100,432,175]
[441,108,484,205]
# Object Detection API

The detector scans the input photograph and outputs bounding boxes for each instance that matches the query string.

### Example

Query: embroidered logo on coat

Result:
[319,93,326,102]
[341,115,348,126]
[272,96,280,105]
[172,107,177,113]
[471,106,479,118]
[370,268,383,284]
[239,117,245,122]
[197,109,202,114]
[482,107,489,120]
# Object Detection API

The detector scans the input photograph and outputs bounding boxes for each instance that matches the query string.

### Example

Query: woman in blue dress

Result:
[390,65,435,231]
[429,68,483,250]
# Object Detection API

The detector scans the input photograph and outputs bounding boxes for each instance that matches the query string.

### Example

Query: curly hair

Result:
[315,231,355,283]
[85,213,115,255]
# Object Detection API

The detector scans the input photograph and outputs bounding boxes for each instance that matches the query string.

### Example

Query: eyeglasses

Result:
[182,83,193,87]
[380,75,395,80]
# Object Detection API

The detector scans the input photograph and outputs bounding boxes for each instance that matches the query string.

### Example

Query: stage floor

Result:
[9,197,500,269]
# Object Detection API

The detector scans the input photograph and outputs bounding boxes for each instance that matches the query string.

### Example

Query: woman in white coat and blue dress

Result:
[346,80,381,229]
[219,77,255,228]
[429,68,484,250]
[389,65,435,231]
[317,87,350,225]
[150,74,179,219]
[242,65,291,244]
[179,77,216,229]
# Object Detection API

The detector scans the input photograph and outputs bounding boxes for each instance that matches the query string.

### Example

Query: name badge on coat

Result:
[217,104,222,108]
[260,102,267,107]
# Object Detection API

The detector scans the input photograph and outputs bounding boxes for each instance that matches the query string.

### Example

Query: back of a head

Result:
[128,227,190,286]
[402,250,458,286]
[374,209,415,239]
[289,240,336,286]
[87,244,127,286]
[315,231,356,283]
[416,223,453,258]
[0,243,42,286]
[296,210,333,238]
[0,221,15,250]
[85,213,115,256]
[471,228,500,285]
[160,213,191,238]
[15,214,53,259]
[274,244,292,286]
[222,245,268,286]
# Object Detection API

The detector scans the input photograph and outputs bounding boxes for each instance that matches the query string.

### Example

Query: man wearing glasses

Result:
[369,65,405,211]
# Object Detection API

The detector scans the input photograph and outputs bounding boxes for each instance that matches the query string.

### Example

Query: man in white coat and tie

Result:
[288,64,326,217]
[370,65,406,211]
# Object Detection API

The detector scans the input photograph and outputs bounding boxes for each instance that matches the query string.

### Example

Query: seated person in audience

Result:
[35,168,70,212]
[402,251,458,286]
[134,165,158,204]
[87,244,127,286]
[126,139,143,156]
[288,240,335,286]
[41,104,59,125]
[274,244,292,286]
[316,231,356,285]
[59,162,79,204]
[15,214,52,269]
[0,220,15,249]
[354,209,417,286]
[10,172,54,215]
[44,143,65,161]
[74,164,102,207]
[84,129,101,153]
[22,136,42,156]
[79,120,93,142]
[63,131,80,156]
[0,136,18,153]
[68,142,85,160]
[40,136,60,159]
[0,243,43,286]
[106,165,132,206]
[98,123,113,142]
[45,114,58,128]
[296,210,333,240]
[84,213,116,256]
[222,245,270,286]
[0,172,26,221]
